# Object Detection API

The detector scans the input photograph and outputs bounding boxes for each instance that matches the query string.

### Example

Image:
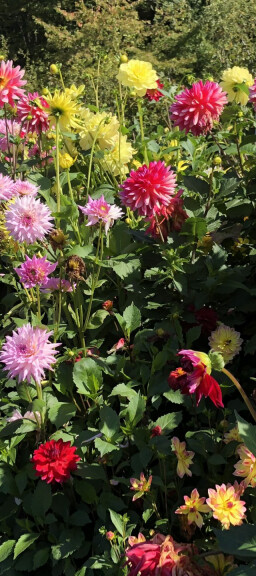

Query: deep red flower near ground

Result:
[32,439,81,483]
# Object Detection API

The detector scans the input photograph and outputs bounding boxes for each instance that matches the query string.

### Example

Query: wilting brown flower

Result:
[49,228,68,252]
[65,255,85,281]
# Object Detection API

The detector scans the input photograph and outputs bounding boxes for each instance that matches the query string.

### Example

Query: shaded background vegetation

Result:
[1,0,256,105]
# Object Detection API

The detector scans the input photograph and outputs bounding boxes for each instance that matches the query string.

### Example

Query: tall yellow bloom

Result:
[79,109,120,151]
[46,90,82,130]
[175,488,210,528]
[103,134,134,176]
[220,66,253,105]
[117,59,158,96]
[206,484,246,530]
[171,437,194,478]
[234,444,256,487]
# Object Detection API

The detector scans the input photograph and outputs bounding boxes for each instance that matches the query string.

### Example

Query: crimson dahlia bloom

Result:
[168,349,223,408]
[32,439,81,483]
[170,81,227,136]
[0,60,26,108]
[120,161,177,218]
[17,92,50,134]
[146,189,188,240]
[145,79,164,102]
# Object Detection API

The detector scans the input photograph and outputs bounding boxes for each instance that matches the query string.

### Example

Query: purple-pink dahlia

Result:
[0,60,26,108]
[14,255,57,289]
[79,195,123,234]
[120,161,177,218]
[0,173,17,202]
[0,323,60,383]
[5,195,54,244]
[249,79,256,110]
[170,80,228,136]
[13,179,39,197]
[40,277,74,293]
[17,92,50,134]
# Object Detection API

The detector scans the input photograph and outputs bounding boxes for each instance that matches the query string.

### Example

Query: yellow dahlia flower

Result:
[234,444,256,487]
[64,84,85,100]
[175,488,210,528]
[220,66,253,105]
[117,59,158,96]
[46,90,82,130]
[79,109,120,151]
[208,324,243,363]
[103,134,135,176]
[206,483,246,530]
[59,152,76,169]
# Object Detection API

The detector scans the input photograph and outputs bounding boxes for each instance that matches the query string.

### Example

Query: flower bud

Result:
[237,111,243,118]
[106,531,115,541]
[102,300,113,312]
[130,90,137,98]
[50,64,59,75]
[59,152,76,169]
[42,87,49,96]
[156,328,165,337]
[0,55,5,61]
[206,75,214,82]
[208,350,225,371]
[120,54,128,63]
[213,156,222,166]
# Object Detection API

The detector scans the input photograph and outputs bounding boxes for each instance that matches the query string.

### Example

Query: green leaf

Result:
[48,402,76,428]
[186,325,201,347]
[109,509,124,536]
[123,303,141,336]
[110,383,137,399]
[215,524,256,558]
[69,510,91,526]
[73,357,103,397]
[87,309,108,329]
[14,533,39,559]
[228,565,256,576]
[33,547,50,570]
[153,412,182,431]
[163,389,184,404]
[236,412,256,457]
[112,258,140,279]
[181,217,207,239]
[126,392,146,426]
[94,438,120,456]
[183,175,210,195]
[30,481,52,518]
[100,405,120,439]
[51,528,84,560]
[0,540,15,562]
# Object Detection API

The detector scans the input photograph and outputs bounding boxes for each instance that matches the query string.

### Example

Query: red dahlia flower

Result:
[17,92,49,134]
[146,189,188,240]
[168,349,223,408]
[120,161,177,218]
[145,79,164,102]
[170,80,227,136]
[32,439,80,483]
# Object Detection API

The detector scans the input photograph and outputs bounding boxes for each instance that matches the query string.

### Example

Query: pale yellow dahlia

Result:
[45,90,82,130]
[220,66,253,105]
[208,324,243,363]
[64,84,85,100]
[79,109,120,151]
[103,134,135,176]
[117,59,158,96]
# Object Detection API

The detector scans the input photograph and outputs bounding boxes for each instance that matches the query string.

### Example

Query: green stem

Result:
[137,99,149,165]
[86,120,106,200]
[55,118,61,225]
[59,69,65,91]
[66,169,74,202]
[83,224,104,333]
[36,285,41,322]
[222,367,256,422]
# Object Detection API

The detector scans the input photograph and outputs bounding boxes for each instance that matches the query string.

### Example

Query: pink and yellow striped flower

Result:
[175,488,210,528]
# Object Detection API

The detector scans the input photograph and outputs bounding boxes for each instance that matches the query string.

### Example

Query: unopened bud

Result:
[209,350,225,371]
[237,111,243,118]
[50,64,59,75]
[156,328,165,337]
[213,156,222,166]
[120,54,128,63]
[106,531,115,541]
[130,90,137,98]
[42,87,49,96]
[0,55,5,61]
[102,300,113,312]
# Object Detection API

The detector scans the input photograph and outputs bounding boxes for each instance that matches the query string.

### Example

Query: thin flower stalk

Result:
[222,367,256,422]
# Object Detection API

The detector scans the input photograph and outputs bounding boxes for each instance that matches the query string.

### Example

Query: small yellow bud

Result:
[156,328,165,337]
[27,114,33,120]
[120,54,128,63]
[50,64,59,75]
[187,74,196,84]
[206,76,214,82]
[125,218,132,225]
[130,90,137,98]
[213,156,222,166]
[67,350,75,357]
[164,127,169,133]
[237,111,243,118]
[42,87,49,96]
[0,55,5,61]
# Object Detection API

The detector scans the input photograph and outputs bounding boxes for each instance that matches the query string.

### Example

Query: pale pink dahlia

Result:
[0,119,24,152]
[5,195,54,244]
[0,173,17,202]
[170,80,228,136]
[120,161,177,218]
[79,195,123,234]
[14,255,57,288]
[0,60,26,108]
[249,79,256,110]
[40,277,74,293]
[13,179,39,197]
[0,323,60,383]
[17,92,50,134]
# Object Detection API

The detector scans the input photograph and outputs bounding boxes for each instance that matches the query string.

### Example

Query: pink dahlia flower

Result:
[17,92,50,134]
[0,323,60,383]
[0,173,17,202]
[120,161,177,218]
[170,80,227,136]
[79,195,123,234]
[14,255,57,289]
[249,79,256,110]
[7,409,41,425]
[13,179,39,197]
[0,60,26,108]
[5,195,54,244]
[0,118,24,152]
[40,277,74,293]
[145,79,164,102]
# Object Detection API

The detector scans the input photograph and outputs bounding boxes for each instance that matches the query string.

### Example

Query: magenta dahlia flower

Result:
[0,60,26,108]
[0,174,17,202]
[14,255,57,289]
[0,119,24,152]
[40,277,74,293]
[17,92,49,134]
[79,195,123,234]
[249,79,256,110]
[13,179,39,197]
[0,323,60,383]
[170,80,228,136]
[145,79,164,102]
[120,161,177,218]
[5,195,54,244]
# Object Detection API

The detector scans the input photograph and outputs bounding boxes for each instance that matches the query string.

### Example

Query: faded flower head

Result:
[168,349,223,408]
[234,444,256,487]
[220,66,253,105]
[206,553,236,576]
[224,425,242,445]
[0,323,60,383]
[7,409,41,427]
[17,92,50,134]
[79,195,123,234]
[175,488,210,528]
[65,255,85,282]
[5,195,54,244]
[14,255,57,289]
[117,59,158,96]
[170,80,227,136]
[209,324,243,363]
[0,59,26,108]
[49,228,68,252]
[120,161,177,218]
[171,437,194,478]
[32,439,80,483]
[130,472,152,501]
[206,483,246,530]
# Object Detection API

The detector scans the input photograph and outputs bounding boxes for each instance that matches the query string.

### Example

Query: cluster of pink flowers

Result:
[0,118,24,153]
